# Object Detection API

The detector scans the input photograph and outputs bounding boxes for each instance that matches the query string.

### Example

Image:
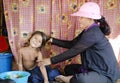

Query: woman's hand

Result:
[49,37,53,42]
[37,61,44,67]
[44,80,49,83]
[43,58,51,65]
[38,58,51,66]
[47,37,53,44]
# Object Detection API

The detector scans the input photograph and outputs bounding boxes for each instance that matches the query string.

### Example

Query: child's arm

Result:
[37,52,49,83]
[18,49,24,71]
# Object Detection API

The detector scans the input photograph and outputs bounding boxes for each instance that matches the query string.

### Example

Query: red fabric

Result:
[0,36,9,52]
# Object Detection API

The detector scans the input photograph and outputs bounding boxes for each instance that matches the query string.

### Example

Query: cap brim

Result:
[71,11,101,19]
[70,12,80,16]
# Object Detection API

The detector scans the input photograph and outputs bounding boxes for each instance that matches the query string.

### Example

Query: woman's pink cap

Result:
[71,2,101,19]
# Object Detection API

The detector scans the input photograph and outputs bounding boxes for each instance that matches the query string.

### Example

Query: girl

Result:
[18,31,60,83]
[42,2,120,83]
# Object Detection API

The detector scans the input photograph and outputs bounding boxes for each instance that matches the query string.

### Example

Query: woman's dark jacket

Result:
[50,23,120,82]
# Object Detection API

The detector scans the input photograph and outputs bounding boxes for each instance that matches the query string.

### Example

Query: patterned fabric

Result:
[3,0,120,70]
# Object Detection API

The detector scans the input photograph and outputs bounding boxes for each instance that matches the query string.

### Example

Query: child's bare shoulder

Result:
[19,47,25,51]
[38,51,43,56]
[19,47,28,53]
[36,51,43,62]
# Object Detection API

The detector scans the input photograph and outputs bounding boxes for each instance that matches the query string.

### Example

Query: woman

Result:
[43,2,120,83]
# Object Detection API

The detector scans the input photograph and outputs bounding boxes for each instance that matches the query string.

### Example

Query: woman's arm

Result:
[51,29,97,64]
[43,30,96,65]
[42,40,89,65]
[51,30,84,49]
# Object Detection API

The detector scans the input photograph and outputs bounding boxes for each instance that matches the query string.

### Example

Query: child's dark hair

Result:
[94,16,111,35]
[23,31,50,50]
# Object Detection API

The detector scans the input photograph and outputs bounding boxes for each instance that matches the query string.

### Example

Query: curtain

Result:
[3,0,120,70]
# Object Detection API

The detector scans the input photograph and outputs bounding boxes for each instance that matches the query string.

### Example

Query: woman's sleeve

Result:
[52,31,84,49]
[50,30,97,64]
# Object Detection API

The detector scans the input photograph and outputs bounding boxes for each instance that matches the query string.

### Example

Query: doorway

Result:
[0,0,7,36]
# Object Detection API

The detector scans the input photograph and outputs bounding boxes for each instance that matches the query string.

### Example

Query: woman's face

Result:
[79,17,94,29]
[30,34,42,48]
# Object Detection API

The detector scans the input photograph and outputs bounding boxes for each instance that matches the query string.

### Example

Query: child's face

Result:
[30,34,42,48]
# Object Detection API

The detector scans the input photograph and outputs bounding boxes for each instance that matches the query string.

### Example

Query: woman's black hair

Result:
[94,16,111,35]
[23,31,50,50]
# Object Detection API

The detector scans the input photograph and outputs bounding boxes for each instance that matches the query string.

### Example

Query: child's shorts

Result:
[27,65,60,83]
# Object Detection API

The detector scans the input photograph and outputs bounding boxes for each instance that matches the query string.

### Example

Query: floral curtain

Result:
[3,0,120,71]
